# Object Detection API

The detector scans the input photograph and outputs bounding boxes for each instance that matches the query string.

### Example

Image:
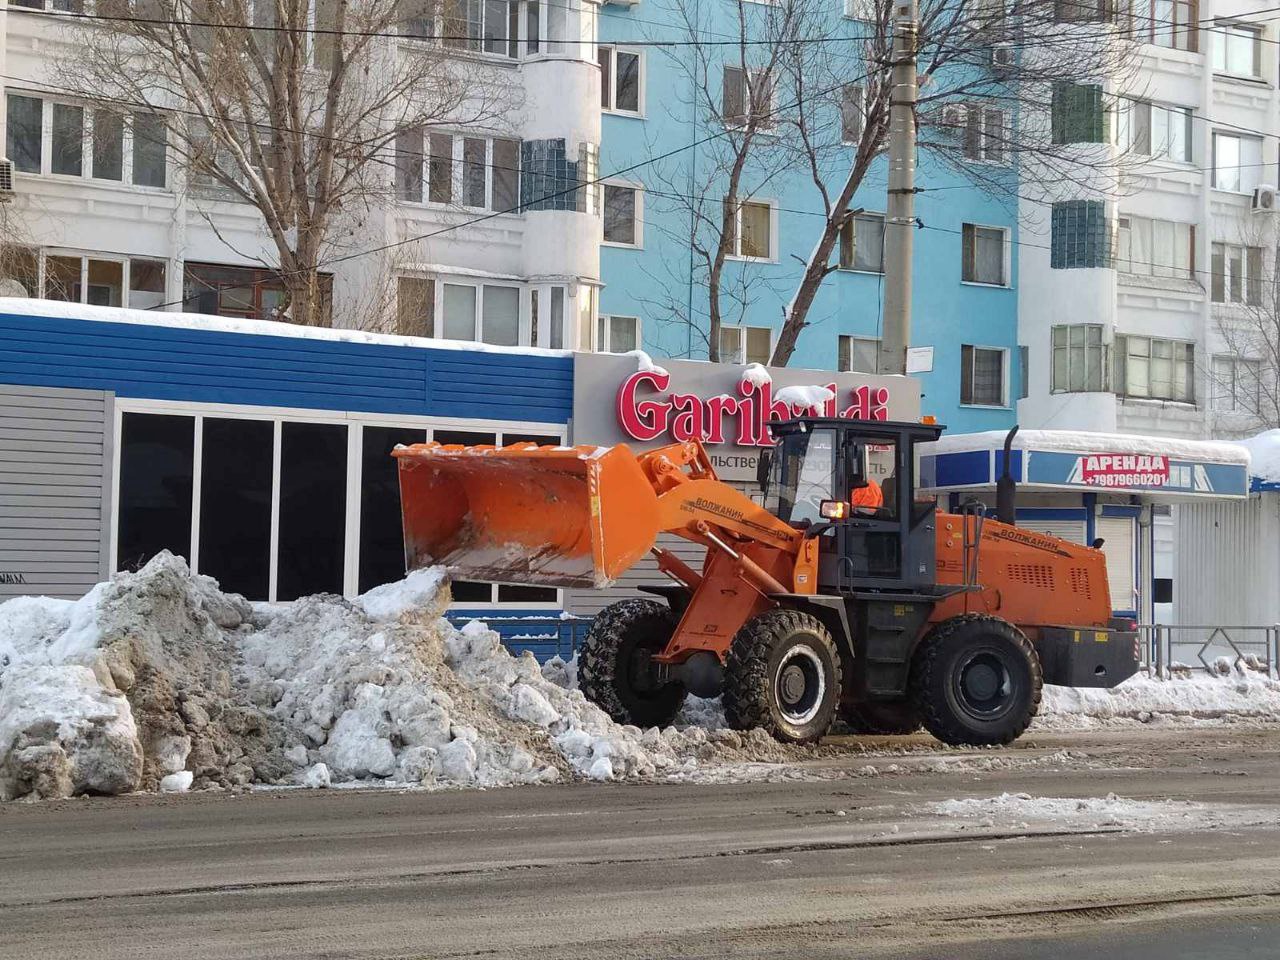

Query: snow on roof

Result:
[0,297,573,358]
[1234,429,1280,482]
[927,428,1250,466]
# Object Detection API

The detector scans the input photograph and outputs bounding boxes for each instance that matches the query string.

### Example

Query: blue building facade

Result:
[596,0,1020,435]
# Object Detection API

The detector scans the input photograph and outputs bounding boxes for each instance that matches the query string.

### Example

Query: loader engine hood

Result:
[394,442,662,589]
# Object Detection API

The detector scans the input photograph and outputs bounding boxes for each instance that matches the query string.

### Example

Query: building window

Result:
[1051,84,1106,145]
[1210,243,1264,306]
[1210,21,1262,77]
[596,314,639,353]
[602,183,641,246]
[960,344,1007,406]
[838,334,880,373]
[1052,324,1109,393]
[1211,356,1262,413]
[840,85,863,143]
[5,94,167,186]
[1115,335,1194,403]
[396,276,435,337]
[439,280,522,345]
[962,105,1005,161]
[1050,200,1110,270]
[1117,100,1192,163]
[397,130,520,212]
[438,0,542,57]
[1212,132,1264,193]
[839,212,884,272]
[1054,0,1107,22]
[720,325,772,364]
[598,46,642,114]
[722,65,774,128]
[1127,0,1197,51]
[724,198,774,260]
[1115,216,1195,280]
[961,223,1008,285]
[184,261,330,324]
[35,252,167,309]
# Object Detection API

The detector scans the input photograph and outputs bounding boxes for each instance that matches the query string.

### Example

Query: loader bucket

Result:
[394,442,661,589]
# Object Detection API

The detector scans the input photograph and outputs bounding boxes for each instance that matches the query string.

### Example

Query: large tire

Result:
[909,614,1042,746]
[579,599,686,728]
[840,698,922,735]
[723,609,842,744]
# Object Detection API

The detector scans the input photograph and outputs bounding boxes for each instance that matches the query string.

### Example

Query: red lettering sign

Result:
[615,372,890,448]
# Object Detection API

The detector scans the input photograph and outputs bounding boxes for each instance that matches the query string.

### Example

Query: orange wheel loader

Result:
[394,420,1139,746]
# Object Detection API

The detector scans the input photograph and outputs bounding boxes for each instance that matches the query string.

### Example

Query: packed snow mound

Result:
[0,554,788,801]
[1036,666,1280,728]
[929,791,1278,833]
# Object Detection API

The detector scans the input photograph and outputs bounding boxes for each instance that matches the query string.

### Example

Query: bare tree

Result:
[56,0,515,326]
[640,0,818,361]
[1208,228,1280,433]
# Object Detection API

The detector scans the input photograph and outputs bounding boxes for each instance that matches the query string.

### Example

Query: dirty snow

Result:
[928,791,1279,833]
[0,554,802,801]
[775,384,836,411]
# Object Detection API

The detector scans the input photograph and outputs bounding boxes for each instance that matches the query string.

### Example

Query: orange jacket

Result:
[851,479,883,509]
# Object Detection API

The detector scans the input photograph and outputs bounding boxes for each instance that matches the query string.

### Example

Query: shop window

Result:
[839,212,884,272]
[116,413,194,572]
[277,422,348,601]
[596,315,639,353]
[838,334,879,373]
[1115,216,1195,280]
[724,199,774,260]
[961,344,1006,406]
[199,418,273,599]
[599,46,642,114]
[603,184,640,246]
[358,425,428,594]
[961,223,1009,285]
[720,325,772,364]
[1051,84,1105,145]
[1211,243,1264,305]
[1051,324,1109,393]
[1212,132,1263,193]
[1114,335,1194,403]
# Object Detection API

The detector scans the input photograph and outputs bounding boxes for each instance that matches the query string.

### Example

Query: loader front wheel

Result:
[723,609,841,745]
[910,615,1042,746]
[579,599,686,728]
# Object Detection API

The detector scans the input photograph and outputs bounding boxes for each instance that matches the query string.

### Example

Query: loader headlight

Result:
[820,500,849,520]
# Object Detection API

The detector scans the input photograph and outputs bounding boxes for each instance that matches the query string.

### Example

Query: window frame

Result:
[1211,131,1264,194]
[960,222,1011,287]
[960,343,1009,407]
[724,197,778,262]
[1117,99,1194,164]
[27,249,169,309]
[722,64,777,129]
[598,44,645,117]
[395,130,522,215]
[596,314,641,354]
[1114,215,1196,280]
[1209,20,1264,79]
[837,334,881,373]
[438,277,525,346]
[1050,323,1110,394]
[601,180,643,248]
[1211,354,1262,414]
[719,324,774,365]
[109,399,567,607]
[1210,242,1265,306]
[838,211,886,273]
[1114,334,1196,404]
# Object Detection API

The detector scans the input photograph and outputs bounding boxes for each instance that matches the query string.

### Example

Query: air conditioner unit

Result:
[940,103,967,129]
[1251,184,1277,213]
[991,43,1015,68]
[0,158,15,198]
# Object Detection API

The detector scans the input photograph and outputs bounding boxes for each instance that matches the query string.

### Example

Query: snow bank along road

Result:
[3,726,1280,959]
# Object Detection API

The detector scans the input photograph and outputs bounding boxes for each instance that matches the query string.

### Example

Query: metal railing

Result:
[1141,623,1280,679]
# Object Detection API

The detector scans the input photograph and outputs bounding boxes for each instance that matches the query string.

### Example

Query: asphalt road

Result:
[3,727,1280,959]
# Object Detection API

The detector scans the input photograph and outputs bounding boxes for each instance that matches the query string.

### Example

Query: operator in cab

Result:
[851,477,883,513]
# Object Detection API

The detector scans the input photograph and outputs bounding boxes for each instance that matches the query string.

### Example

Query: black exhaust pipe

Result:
[996,425,1019,526]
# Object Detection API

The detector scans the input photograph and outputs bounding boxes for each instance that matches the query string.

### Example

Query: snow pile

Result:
[1037,667,1280,728]
[0,554,794,801]
[624,349,669,378]
[1237,428,1280,483]
[741,362,772,387]
[775,384,835,411]
[929,791,1277,833]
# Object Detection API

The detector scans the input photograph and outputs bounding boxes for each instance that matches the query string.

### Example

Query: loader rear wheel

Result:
[840,699,922,735]
[910,614,1042,746]
[723,609,841,745]
[579,599,686,728]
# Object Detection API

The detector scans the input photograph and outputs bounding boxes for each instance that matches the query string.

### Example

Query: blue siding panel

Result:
[0,312,573,424]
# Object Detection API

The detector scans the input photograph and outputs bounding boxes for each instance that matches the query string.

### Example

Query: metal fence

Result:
[1141,624,1280,679]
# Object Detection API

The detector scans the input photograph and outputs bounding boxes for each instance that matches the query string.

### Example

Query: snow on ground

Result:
[927,791,1279,833]
[0,555,799,801]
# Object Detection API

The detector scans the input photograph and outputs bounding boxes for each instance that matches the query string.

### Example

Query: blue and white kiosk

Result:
[919,429,1251,623]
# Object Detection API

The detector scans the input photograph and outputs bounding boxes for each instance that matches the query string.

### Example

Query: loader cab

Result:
[761,419,944,593]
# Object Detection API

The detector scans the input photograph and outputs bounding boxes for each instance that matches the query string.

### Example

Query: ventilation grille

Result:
[0,159,14,194]
[1006,563,1055,589]
[1070,567,1093,597]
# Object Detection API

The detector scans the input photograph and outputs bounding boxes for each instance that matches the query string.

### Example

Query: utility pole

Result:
[878,0,919,377]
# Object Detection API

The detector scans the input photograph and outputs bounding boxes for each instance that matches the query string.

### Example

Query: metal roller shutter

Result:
[1016,518,1086,544]
[1096,515,1137,613]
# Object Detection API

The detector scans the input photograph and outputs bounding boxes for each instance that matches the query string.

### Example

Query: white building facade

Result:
[0,0,607,350]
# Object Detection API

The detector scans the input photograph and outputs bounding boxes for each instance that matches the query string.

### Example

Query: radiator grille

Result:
[1070,567,1093,597]
[1006,563,1055,589]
